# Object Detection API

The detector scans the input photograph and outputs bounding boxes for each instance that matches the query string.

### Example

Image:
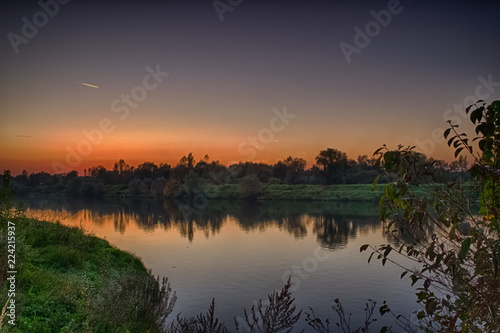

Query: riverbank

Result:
[15,183,480,202]
[203,183,390,201]
[103,183,477,202]
[0,217,174,332]
[16,183,394,201]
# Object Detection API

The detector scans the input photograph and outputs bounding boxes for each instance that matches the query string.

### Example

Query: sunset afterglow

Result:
[1,1,500,175]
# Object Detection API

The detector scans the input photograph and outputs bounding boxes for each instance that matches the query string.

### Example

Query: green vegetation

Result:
[0,174,176,332]
[203,183,386,201]
[361,100,500,331]
[12,180,477,203]
[200,183,476,202]
[6,148,470,201]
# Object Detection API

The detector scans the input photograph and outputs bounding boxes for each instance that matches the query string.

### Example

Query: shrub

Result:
[150,177,167,197]
[52,181,66,192]
[79,182,96,197]
[235,277,302,333]
[268,177,282,184]
[66,178,82,196]
[128,179,146,196]
[362,100,500,332]
[94,182,106,197]
[239,174,263,200]
[169,299,229,333]
[163,179,180,197]
[88,270,176,332]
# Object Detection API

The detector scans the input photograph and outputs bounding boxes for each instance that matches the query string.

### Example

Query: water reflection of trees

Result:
[20,196,384,248]
[313,214,380,250]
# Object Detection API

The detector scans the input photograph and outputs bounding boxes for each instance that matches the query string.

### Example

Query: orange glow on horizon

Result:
[1,142,456,176]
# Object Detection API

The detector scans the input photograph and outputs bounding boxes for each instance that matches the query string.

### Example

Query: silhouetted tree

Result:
[135,162,158,180]
[273,156,306,184]
[315,148,349,184]
[173,153,195,180]
[182,170,201,198]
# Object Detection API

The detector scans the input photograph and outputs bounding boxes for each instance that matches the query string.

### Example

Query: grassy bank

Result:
[0,217,175,332]
[16,183,390,201]
[18,182,479,203]
[202,183,431,201]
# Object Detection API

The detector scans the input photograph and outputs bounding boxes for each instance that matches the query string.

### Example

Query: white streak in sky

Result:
[75,81,99,88]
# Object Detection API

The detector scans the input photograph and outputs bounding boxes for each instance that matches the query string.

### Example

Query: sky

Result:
[1,0,500,175]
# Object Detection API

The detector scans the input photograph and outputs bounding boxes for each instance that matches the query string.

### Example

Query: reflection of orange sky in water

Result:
[24,205,409,324]
[25,207,387,251]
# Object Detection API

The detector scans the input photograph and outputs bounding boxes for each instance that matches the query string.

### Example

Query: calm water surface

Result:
[21,197,418,331]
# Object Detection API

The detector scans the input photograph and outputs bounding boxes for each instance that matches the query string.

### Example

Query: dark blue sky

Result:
[1,0,499,173]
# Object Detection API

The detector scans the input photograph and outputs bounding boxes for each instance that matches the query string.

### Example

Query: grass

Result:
[0,216,175,332]
[201,183,405,202]
[20,182,480,203]
[263,184,385,201]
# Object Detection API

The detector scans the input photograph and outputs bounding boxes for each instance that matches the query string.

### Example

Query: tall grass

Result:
[0,217,176,332]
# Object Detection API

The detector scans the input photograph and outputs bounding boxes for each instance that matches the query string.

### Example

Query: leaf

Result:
[423,278,431,290]
[443,128,452,139]
[373,147,384,156]
[410,275,419,286]
[470,108,483,124]
[417,311,425,320]
[447,136,456,147]
[383,246,392,257]
[379,303,390,316]
[368,252,375,263]
[454,147,464,158]
[435,253,443,266]
[449,223,457,239]
[360,244,369,252]
[459,237,472,260]
[400,271,408,279]
[372,174,380,192]
[479,139,486,151]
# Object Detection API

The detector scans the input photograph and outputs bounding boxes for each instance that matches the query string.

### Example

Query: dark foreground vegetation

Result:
[1,100,498,332]
[7,148,469,201]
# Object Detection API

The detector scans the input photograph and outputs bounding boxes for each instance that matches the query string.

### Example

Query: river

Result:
[20,196,418,331]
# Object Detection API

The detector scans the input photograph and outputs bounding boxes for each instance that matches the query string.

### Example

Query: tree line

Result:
[5,148,469,198]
